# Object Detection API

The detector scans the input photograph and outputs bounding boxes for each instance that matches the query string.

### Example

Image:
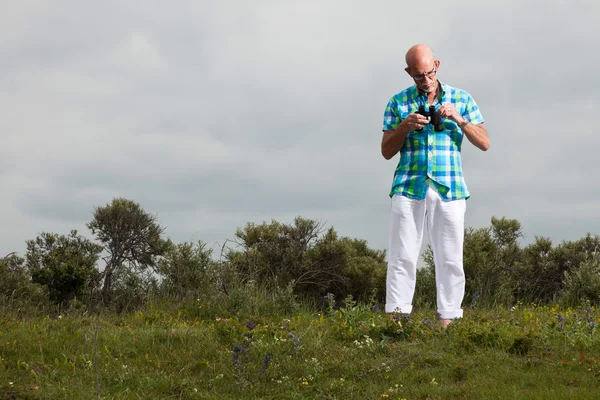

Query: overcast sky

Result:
[2,0,599,262]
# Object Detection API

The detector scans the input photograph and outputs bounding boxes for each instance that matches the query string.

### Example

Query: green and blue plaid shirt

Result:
[382,81,484,201]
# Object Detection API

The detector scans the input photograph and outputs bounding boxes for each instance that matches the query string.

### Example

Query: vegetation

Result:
[1,198,599,398]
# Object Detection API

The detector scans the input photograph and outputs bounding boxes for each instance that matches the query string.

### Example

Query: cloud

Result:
[2,0,600,262]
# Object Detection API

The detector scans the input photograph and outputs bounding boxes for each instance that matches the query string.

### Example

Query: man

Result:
[380,44,490,328]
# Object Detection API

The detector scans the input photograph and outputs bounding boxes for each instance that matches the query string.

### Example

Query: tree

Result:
[86,198,170,304]
[157,240,214,300]
[25,231,102,304]
[226,217,387,302]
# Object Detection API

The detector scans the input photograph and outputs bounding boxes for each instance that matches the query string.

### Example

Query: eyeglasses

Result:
[411,65,437,82]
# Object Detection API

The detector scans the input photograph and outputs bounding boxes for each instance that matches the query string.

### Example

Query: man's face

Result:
[406,60,439,93]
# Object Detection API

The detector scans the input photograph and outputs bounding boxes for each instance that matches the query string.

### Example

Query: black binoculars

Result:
[416,105,444,132]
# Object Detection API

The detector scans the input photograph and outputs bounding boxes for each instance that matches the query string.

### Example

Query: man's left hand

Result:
[438,104,463,124]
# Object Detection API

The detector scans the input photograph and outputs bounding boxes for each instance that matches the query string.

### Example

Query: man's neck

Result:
[426,81,441,105]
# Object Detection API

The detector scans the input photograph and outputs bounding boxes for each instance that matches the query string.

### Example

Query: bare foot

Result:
[439,319,452,328]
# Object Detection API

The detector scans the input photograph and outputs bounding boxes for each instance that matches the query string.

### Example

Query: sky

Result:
[2,0,600,263]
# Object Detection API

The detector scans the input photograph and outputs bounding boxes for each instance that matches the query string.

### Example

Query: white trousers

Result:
[385,183,466,319]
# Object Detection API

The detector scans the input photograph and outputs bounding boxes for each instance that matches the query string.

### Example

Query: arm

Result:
[459,119,490,151]
[381,113,429,160]
[439,99,490,152]
[381,126,410,160]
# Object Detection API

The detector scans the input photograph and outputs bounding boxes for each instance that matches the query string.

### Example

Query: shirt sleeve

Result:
[382,97,401,131]
[462,93,484,125]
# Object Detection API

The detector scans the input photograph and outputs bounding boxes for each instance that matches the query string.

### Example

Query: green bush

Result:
[25,230,102,305]
[157,240,214,300]
[110,267,159,314]
[0,253,48,309]
[561,257,600,306]
[412,265,436,309]
[226,217,386,304]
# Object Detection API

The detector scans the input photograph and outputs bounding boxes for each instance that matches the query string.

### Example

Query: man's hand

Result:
[381,112,429,160]
[438,103,490,151]
[400,113,430,131]
[438,103,463,124]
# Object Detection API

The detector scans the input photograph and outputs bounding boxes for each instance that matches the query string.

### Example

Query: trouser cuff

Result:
[438,310,463,319]
[385,304,412,314]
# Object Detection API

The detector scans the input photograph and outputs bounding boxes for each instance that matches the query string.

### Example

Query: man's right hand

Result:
[401,113,429,131]
[381,113,430,159]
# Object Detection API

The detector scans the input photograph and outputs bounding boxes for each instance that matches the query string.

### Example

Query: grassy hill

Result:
[1,299,599,399]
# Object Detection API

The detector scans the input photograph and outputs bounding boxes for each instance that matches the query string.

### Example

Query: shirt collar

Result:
[410,80,447,103]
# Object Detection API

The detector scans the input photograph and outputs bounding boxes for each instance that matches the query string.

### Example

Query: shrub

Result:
[0,253,48,309]
[226,217,387,303]
[25,230,102,305]
[412,265,436,309]
[157,240,215,300]
[561,257,600,306]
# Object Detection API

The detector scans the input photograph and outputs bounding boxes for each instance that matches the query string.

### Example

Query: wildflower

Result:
[289,332,301,354]
[302,381,309,385]
[557,314,565,331]
[380,394,389,398]
[246,320,257,330]
[258,354,272,380]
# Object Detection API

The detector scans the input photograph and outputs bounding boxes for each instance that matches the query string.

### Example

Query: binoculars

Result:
[416,105,444,132]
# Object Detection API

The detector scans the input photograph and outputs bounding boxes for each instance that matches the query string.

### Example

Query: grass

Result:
[1,298,599,399]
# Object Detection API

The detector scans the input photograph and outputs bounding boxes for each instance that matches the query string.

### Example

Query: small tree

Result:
[87,198,170,304]
[25,231,102,305]
[227,217,387,302]
[1,253,46,303]
[157,240,214,300]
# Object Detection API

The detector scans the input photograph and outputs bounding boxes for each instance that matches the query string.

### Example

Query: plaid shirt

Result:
[382,81,484,200]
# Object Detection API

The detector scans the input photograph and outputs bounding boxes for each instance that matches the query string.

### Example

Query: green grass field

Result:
[1,300,599,399]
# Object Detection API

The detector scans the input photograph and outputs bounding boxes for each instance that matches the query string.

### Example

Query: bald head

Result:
[405,44,435,68]
[404,44,439,94]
